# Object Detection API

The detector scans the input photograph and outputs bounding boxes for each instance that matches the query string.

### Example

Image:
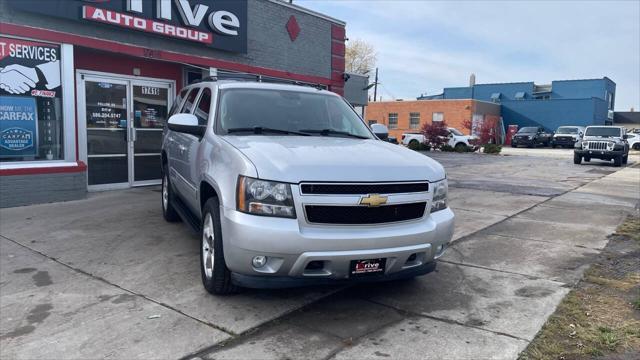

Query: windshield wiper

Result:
[299,129,370,139]
[226,127,310,136]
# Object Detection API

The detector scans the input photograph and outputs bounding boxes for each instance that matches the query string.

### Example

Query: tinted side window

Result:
[194,88,212,126]
[180,88,200,114]
[169,88,188,117]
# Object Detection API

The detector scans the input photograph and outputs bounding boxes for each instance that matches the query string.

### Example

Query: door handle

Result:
[130,127,137,142]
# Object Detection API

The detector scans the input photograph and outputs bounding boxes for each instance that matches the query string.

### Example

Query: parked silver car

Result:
[162,77,455,294]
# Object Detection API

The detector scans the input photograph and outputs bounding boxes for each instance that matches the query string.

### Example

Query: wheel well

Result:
[455,142,466,148]
[161,151,168,170]
[200,182,219,210]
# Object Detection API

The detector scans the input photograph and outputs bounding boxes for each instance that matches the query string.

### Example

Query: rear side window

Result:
[180,88,200,114]
[169,88,189,117]
[194,88,212,126]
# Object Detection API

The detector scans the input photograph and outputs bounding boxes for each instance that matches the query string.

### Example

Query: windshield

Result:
[556,127,578,134]
[217,88,374,139]
[584,127,621,137]
[518,127,538,133]
[449,128,464,136]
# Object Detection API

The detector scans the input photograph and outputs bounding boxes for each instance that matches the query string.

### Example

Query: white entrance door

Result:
[77,72,173,190]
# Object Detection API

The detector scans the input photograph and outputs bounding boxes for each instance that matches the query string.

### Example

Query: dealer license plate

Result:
[350,258,386,277]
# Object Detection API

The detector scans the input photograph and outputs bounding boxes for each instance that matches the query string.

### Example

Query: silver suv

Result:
[161,77,455,294]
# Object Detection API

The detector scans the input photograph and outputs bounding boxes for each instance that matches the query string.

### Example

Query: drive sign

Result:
[7,0,248,53]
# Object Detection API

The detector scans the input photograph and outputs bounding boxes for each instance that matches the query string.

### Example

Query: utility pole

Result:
[373,68,378,102]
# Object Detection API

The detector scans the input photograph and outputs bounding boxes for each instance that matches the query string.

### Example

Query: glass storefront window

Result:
[0,37,64,162]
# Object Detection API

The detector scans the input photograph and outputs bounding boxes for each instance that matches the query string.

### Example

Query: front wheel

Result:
[622,154,628,165]
[573,153,582,164]
[201,197,236,295]
[551,144,557,149]
[613,156,622,167]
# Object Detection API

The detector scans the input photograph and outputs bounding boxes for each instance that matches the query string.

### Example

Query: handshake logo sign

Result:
[0,37,61,97]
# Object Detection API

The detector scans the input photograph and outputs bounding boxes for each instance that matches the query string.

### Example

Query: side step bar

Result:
[172,195,202,234]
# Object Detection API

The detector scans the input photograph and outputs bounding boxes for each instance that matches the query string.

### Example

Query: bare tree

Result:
[345,39,377,75]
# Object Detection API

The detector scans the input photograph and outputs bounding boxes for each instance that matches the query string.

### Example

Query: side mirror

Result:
[168,114,205,137]
[623,134,628,139]
[370,123,389,141]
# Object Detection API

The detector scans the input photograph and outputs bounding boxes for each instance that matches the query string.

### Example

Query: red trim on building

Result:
[1,22,333,86]
[331,24,346,41]
[0,162,87,176]
[331,42,345,57]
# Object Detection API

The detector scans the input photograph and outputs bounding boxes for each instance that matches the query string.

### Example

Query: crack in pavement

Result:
[0,234,238,338]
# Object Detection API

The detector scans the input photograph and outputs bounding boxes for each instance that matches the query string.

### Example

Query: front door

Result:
[78,73,172,190]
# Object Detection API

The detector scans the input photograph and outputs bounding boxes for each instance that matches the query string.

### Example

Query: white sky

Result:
[300,0,640,111]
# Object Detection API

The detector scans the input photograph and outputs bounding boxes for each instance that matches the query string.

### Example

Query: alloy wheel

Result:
[202,214,215,279]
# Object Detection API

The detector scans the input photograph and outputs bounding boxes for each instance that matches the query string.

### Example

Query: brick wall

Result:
[0,0,338,80]
[365,100,480,140]
[0,172,87,208]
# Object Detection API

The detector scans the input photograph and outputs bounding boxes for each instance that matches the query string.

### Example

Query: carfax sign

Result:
[0,96,39,158]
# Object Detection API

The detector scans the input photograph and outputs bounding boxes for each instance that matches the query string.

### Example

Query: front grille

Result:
[556,136,573,142]
[300,182,428,195]
[586,141,609,150]
[305,202,427,224]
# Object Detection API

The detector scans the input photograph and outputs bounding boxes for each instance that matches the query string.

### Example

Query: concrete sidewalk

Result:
[1,154,638,359]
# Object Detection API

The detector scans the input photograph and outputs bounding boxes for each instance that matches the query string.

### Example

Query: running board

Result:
[173,196,202,234]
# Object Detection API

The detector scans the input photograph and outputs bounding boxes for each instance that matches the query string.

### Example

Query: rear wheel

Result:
[162,172,180,222]
[409,139,419,147]
[633,143,640,150]
[454,143,468,152]
[201,197,236,295]
[573,153,582,164]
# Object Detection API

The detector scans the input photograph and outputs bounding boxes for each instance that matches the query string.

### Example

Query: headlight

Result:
[237,176,296,218]
[431,179,448,213]
[582,142,589,149]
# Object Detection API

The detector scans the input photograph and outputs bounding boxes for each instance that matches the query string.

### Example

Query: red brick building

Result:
[365,99,501,140]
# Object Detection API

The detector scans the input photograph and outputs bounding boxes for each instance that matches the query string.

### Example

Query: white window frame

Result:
[409,112,420,129]
[388,113,398,129]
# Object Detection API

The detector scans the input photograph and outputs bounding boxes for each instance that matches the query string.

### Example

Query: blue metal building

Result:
[418,77,616,131]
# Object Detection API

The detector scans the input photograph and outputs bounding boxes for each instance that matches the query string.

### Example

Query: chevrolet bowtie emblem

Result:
[359,194,388,207]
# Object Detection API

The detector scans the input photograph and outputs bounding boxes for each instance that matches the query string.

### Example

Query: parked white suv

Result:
[162,77,455,294]
[402,128,477,150]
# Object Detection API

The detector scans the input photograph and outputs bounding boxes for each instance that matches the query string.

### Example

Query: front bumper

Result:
[220,206,455,288]
[552,137,577,146]
[511,137,535,146]
[575,149,625,159]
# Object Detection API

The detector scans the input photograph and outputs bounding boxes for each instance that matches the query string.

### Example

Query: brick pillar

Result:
[330,24,346,96]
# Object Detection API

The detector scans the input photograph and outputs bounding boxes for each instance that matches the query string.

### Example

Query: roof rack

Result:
[198,72,326,90]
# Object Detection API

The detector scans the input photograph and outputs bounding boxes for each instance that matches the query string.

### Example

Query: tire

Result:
[584,157,591,162]
[622,154,628,165]
[511,144,517,148]
[613,156,622,167]
[633,143,640,150]
[551,144,557,149]
[573,153,582,164]
[162,172,180,222]
[201,197,236,295]
[409,139,419,147]
[454,143,467,152]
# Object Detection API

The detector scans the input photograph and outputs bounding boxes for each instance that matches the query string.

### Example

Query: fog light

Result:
[434,244,447,258]
[252,256,267,268]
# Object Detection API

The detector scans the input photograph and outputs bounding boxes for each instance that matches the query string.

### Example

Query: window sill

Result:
[0,161,86,176]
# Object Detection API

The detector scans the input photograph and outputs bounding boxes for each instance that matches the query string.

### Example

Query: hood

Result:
[222,136,446,183]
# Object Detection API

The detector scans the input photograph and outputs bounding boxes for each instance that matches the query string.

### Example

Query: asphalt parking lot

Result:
[1,149,639,359]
